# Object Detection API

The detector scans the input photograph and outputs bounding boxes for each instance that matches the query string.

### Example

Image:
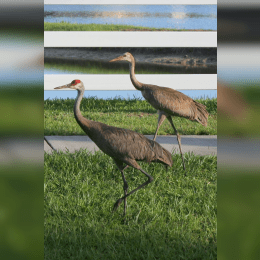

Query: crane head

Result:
[54,79,84,90]
[109,52,133,63]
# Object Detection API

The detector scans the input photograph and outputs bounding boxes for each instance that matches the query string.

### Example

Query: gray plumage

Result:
[77,116,172,167]
[110,52,209,170]
[55,79,172,215]
[141,84,208,127]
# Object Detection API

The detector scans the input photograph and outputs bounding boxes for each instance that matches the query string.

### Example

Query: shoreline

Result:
[45,47,217,74]
[44,22,215,32]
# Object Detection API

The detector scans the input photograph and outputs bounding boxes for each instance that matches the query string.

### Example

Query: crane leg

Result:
[113,168,153,212]
[114,161,130,215]
[120,171,128,216]
[167,116,186,171]
[153,111,167,141]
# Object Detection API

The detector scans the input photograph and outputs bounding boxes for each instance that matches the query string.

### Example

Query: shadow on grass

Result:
[45,223,216,260]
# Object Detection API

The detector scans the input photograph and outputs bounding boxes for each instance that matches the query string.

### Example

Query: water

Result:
[44,5,217,30]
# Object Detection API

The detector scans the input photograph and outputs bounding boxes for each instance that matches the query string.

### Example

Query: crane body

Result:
[55,79,173,215]
[110,52,209,170]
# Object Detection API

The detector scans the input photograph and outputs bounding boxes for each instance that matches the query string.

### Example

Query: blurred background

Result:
[0,1,43,259]
[218,0,260,259]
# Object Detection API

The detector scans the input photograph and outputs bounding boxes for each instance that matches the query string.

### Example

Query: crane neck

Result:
[129,58,143,90]
[74,87,91,129]
[74,88,84,119]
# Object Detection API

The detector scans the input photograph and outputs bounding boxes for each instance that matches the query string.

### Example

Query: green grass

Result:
[44,150,217,259]
[44,62,176,75]
[44,97,217,136]
[44,22,213,32]
[45,58,216,74]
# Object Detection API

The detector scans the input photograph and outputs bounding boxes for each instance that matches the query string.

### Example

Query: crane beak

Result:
[109,56,124,62]
[54,83,71,89]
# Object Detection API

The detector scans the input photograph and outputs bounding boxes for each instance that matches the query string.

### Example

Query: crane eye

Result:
[71,80,81,85]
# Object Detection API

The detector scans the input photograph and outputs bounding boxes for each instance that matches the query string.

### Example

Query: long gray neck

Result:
[74,88,84,119]
[74,87,91,129]
[129,57,143,90]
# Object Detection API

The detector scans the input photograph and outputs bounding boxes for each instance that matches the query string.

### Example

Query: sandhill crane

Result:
[54,79,173,216]
[110,52,209,170]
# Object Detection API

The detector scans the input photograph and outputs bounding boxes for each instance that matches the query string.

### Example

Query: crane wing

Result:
[94,125,172,167]
[142,85,208,126]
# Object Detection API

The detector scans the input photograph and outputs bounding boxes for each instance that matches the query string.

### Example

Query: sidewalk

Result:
[44,135,217,156]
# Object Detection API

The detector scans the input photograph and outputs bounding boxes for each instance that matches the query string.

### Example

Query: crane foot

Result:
[112,198,123,212]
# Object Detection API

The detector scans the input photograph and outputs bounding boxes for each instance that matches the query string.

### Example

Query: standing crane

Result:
[110,52,209,170]
[54,79,173,216]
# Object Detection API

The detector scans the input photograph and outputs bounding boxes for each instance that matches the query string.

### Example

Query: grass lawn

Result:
[44,150,217,259]
[44,97,217,136]
[218,170,260,260]
[44,22,213,32]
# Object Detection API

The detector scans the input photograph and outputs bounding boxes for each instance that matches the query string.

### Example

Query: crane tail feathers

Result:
[194,102,209,127]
